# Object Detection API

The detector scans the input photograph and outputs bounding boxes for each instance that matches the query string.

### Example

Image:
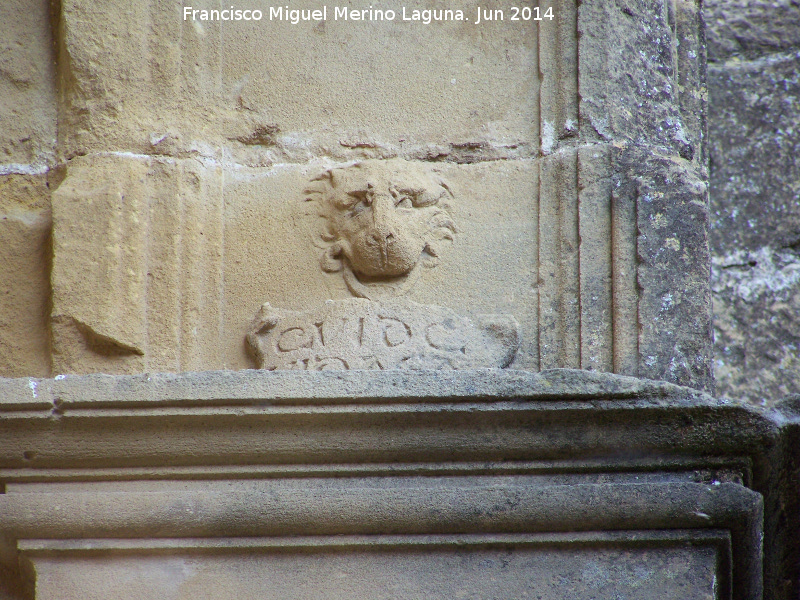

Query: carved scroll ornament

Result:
[248,299,519,371]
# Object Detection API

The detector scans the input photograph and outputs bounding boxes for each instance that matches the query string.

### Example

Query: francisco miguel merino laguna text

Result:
[183,6,555,24]
[183,6,463,23]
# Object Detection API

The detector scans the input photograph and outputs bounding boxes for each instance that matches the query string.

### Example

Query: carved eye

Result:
[396,195,414,209]
[394,188,419,208]
[342,190,371,214]
[413,190,441,207]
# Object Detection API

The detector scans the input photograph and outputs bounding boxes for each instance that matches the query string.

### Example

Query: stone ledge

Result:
[0,368,717,411]
[0,369,784,474]
[0,481,760,538]
[0,369,778,475]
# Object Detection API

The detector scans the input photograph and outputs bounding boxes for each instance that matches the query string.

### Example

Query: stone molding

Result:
[1,370,798,597]
[2,482,761,599]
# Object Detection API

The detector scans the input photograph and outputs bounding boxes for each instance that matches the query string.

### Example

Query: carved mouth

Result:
[341,259,425,300]
[350,233,422,278]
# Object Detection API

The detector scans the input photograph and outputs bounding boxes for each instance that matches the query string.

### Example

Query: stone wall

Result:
[707,0,800,405]
[2,2,800,598]
[0,0,715,391]
[0,0,55,379]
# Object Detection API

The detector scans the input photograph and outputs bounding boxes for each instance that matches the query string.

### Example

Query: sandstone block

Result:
[51,154,225,374]
[0,175,51,378]
[0,0,56,169]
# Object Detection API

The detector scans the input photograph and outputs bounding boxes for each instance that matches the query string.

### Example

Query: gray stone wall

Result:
[707,0,800,405]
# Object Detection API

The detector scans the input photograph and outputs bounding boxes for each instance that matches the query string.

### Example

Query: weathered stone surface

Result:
[577,0,706,162]
[47,155,540,373]
[570,0,713,391]
[4,0,800,597]
[0,367,713,408]
[54,0,538,163]
[626,147,713,390]
[51,156,148,374]
[712,244,800,405]
[707,1,800,405]
[0,0,717,392]
[709,54,800,257]
[0,0,56,382]
[29,540,720,600]
[706,0,800,62]
[248,298,519,370]
[0,0,56,169]
[51,154,225,375]
[0,175,51,378]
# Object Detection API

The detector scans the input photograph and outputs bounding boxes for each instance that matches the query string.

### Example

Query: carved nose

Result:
[371,195,397,243]
[369,230,395,246]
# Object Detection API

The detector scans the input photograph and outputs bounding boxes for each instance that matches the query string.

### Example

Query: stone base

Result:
[0,370,797,598]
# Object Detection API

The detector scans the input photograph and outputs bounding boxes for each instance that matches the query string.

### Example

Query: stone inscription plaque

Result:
[247,298,519,370]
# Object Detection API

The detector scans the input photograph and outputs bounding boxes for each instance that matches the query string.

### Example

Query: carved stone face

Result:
[307,159,456,295]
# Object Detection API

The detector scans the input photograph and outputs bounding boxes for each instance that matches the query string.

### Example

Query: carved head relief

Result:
[306,159,456,299]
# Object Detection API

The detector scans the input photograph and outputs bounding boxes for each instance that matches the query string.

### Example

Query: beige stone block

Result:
[55,0,538,162]
[224,159,539,370]
[0,175,51,378]
[0,0,56,169]
[51,154,225,374]
[51,156,148,374]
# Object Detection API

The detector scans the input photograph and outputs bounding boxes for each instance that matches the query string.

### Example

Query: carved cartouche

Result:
[306,159,456,298]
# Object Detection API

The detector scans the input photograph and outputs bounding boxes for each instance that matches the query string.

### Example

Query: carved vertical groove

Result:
[536,0,644,376]
[530,162,541,370]
[177,163,225,371]
[148,2,182,104]
[537,157,558,369]
[577,146,613,372]
[561,150,581,369]
[611,167,639,376]
[538,149,580,369]
[219,156,226,369]
[538,0,582,369]
[178,167,200,371]
[145,161,182,372]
